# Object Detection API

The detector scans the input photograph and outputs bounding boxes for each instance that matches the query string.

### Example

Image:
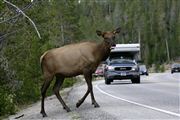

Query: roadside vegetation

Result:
[0,0,179,117]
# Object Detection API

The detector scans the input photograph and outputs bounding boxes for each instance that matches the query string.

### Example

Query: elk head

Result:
[96,27,121,47]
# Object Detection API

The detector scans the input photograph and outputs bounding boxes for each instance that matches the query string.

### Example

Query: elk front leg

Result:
[86,74,100,108]
[76,71,99,108]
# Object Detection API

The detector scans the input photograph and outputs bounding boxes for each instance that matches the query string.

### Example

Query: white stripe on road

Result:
[96,83,180,117]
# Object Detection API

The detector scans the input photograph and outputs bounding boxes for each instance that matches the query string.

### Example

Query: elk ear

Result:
[96,30,102,36]
[113,27,121,34]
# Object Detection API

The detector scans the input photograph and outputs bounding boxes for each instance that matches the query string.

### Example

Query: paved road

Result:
[9,73,180,120]
[67,73,180,120]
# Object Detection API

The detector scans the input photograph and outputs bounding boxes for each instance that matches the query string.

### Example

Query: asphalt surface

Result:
[67,72,180,120]
[9,72,180,120]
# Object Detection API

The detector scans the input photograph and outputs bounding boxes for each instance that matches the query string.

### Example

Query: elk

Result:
[40,27,121,117]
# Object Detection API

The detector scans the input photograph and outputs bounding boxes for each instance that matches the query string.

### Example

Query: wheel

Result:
[171,71,173,74]
[93,75,97,77]
[131,76,140,84]
[105,78,111,85]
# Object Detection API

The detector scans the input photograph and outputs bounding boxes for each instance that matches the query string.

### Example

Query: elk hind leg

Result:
[53,75,71,112]
[40,75,53,117]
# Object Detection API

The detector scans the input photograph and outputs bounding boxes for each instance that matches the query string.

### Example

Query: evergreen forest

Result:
[0,0,179,116]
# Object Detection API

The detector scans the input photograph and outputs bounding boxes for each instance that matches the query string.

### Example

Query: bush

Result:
[159,65,165,72]
[15,80,40,104]
[0,87,16,116]
[155,64,165,72]
[62,78,76,88]
[155,64,160,72]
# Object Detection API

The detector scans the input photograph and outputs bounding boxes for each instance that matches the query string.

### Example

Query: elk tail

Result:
[40,51,48,72]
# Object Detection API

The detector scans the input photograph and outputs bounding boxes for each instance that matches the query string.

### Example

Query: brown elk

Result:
[40,27,121,117]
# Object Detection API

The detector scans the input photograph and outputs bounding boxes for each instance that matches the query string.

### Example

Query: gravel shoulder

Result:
[7,77,114,120]
[8,87,74,120]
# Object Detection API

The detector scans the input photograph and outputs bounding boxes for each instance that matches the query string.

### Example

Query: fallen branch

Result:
[3,0,41,39]
[14,114,24,119]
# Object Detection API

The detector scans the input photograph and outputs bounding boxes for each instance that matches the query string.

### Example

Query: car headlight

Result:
[132,66,138,71]
[108,66,114,70]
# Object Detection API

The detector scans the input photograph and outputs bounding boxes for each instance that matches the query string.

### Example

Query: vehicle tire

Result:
[105,78,111,85]
[93,75,97,77]
[131,76,140,84]
[171,71,173,74]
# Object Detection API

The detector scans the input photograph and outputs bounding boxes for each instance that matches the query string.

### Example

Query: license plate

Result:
[121,72,126,76]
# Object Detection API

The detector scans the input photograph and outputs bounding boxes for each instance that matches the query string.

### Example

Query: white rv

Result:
[110,44,140,61]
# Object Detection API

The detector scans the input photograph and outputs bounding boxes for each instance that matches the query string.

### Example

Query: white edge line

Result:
[95,83,180,118]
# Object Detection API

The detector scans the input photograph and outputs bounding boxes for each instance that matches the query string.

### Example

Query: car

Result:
[93,64,104,77]
[171,63,180,74]
[104,59,140,84]
[139,65,148,76]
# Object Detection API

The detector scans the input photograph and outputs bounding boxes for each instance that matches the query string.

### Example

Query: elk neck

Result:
[96,40,112,62]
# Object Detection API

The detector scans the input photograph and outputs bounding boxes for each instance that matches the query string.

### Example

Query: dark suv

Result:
[171,63,180,74]
[104,59,140,84]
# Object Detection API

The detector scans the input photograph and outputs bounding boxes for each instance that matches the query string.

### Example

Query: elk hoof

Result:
[40,111,48,117]
[76,103,80,108]
[94,103,100,108]
[65,107,71,112]
[76,101,82,108]
[63,106,71,112]
[43,114,48,117]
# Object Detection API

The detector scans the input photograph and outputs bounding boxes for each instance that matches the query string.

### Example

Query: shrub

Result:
[62,78,76,88]
[159,65,165,72]
[0,87,16,116]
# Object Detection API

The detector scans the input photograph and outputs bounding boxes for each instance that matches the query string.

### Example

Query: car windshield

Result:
[109,59,135,65]
[172,64,180,67]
